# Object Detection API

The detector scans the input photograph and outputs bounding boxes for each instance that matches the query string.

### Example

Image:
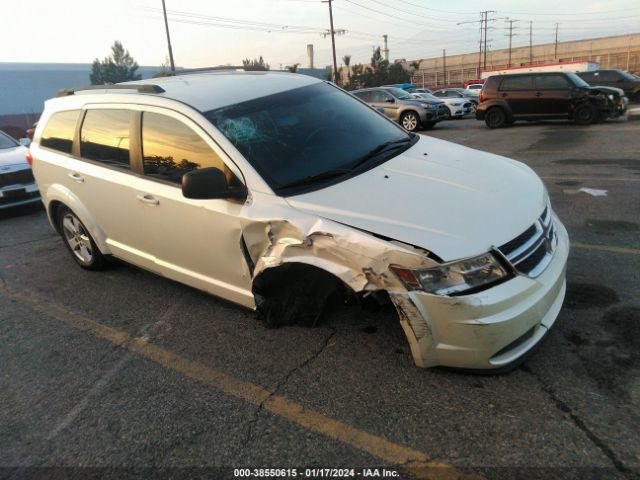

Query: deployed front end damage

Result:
[237,199,570,371]
[240,210,440,364]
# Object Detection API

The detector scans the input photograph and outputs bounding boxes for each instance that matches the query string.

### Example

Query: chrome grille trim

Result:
[498,206,556,278]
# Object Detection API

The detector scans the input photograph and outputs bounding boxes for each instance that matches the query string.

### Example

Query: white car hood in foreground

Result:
[287,135,546,261]
[0,146,29,169]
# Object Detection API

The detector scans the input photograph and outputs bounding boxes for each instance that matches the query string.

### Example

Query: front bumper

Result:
[0,182,41,209]
[393,216,569,370]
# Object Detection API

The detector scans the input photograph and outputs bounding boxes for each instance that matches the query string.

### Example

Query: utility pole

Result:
[478,14,483,76]
[529,21,533,64]
[482,11,497,71]
[554,23,559,60]
[324,0,339,84]
[505,19,519,68]
[458,12,490,77]
[161,0,175,72]
[442,49,447,83]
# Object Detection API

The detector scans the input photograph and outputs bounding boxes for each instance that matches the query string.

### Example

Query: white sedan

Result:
[412,92,473,119]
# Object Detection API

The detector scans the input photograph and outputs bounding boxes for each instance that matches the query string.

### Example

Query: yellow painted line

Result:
[571,242,640,256]
[4,289,482,480]
[541,176,640,183]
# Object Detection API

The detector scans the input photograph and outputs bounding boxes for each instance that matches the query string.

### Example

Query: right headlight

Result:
[390,252,510,296]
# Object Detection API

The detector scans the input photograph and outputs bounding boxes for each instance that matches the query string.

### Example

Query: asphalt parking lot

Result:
[1,117,639,480]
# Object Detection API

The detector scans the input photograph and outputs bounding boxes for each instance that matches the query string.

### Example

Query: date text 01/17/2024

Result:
[233,468,400,478]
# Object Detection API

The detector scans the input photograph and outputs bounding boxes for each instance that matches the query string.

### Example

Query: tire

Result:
[573,103,598,125]
[57,206,106,270]
[400,111,420,132]
[443,108,452,120]
[484,107,507,128]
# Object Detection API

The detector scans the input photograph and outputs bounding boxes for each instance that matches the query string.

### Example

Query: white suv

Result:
[31,71,569,371]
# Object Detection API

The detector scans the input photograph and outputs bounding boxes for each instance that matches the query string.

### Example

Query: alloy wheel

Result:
[62,213,93,264]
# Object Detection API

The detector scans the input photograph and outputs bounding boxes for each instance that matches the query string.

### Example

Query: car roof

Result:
[56,71,323,112]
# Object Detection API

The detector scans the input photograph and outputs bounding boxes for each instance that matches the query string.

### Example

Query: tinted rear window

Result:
[41,110,80,154]
[80,110,131,170]
[500,76,534,91]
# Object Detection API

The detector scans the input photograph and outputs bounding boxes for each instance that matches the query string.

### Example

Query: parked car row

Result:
[351,87,448,132]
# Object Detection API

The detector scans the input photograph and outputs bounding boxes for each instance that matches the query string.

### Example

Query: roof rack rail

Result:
[56,84,166,97]
[156,66,248,77]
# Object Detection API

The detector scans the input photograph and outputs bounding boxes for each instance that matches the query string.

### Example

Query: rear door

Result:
[64,106,157,271]
[497,75,536,116]
[532,74,572,115]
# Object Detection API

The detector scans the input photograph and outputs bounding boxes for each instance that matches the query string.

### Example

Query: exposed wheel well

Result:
[252,263,355,328]
[48,200,64,234]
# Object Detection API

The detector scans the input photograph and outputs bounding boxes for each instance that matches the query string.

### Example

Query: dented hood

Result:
[286,135,546,261]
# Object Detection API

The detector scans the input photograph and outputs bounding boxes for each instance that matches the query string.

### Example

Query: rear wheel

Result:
[57,206,106,270]
[400,111,420,132]
[484,107,507,128]
[574,103,598,125]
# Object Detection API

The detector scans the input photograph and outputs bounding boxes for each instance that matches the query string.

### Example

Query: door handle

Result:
[136,194,160,206]
[535,92,543,97]
[67,172,84,183]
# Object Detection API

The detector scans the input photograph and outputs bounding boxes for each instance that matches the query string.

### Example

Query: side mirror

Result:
[19,138,31,147]
[182,167,246,200]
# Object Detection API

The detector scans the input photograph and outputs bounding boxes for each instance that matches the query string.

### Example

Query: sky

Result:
[1,0,639,69]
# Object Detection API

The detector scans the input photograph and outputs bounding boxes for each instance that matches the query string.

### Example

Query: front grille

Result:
[0,168,34,188]
[498,206,556,278]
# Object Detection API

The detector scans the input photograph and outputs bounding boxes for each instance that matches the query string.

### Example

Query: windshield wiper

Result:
[278,168,353,190]
[349,136,414,171]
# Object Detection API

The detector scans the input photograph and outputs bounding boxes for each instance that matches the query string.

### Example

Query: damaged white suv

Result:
[31,71,569,371]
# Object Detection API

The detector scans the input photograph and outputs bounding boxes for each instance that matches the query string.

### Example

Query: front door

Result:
[134,108,254,307]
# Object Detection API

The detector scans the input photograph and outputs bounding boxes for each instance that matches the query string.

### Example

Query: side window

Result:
[534,75,570,89]
[500,76,534,91]
[80,110,131,170]
[580,72,596,83]
[353,91,371,102]
[40,110,80,154]
[141,112,231,184]
[370,91,389,102]
[599,71,621,82]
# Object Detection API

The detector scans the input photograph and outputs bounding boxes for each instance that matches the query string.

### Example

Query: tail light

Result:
[26,153,33,166]
[479,91,484,103]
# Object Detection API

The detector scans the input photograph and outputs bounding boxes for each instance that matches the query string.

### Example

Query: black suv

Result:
[576,69,640,103]
[476,72,628,128]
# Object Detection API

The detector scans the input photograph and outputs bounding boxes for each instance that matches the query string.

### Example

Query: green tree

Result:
[242,56,270,71]
[90,41,142,85]
[342,54,352,88]
[387,63,410,84]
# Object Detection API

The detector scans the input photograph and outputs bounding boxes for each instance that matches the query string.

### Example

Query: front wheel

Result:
[573,104,598,125]
[443,108,452,120]
[484,107,507,128]
[57,206,106,270]
[400,111,421,132]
